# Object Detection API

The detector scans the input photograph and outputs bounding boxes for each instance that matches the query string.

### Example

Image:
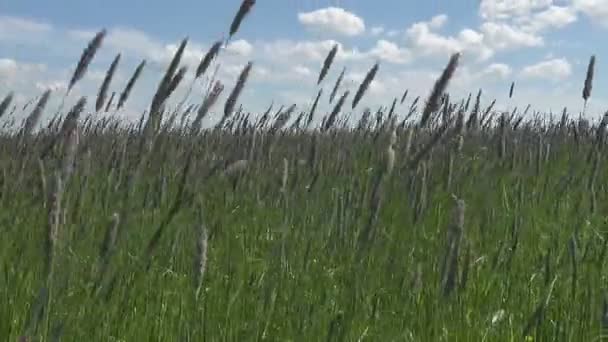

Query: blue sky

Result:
[1,0,608,125]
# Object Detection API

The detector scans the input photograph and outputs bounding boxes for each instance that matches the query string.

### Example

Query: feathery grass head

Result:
[197,41,222,79]
[105,91,116,112]
[420,52,460,128]
[0,92,14,118]
[509,81,515,99]
[117,60,146,110]
[22,89,51,136]
[318,44,338,85]
[400,89,409,104]
[329,67,346,104]
[96,53,121,112]
[69,29,106,93]
[167,66,188,99]
[352,62,379,110]
[60,97,87,138]
[323,90,349,132]
[224,61,253,119]
[192,81,225,133]
[583,55,595,102]
[150,38,188,116]
[307,89,323,128]
[229,0,256,38]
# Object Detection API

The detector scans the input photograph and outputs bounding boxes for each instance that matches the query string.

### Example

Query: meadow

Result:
[2,0,608,340]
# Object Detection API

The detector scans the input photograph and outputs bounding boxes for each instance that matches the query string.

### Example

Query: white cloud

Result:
[298,7,365,36]
[406,17,461,56]
[480,22,543,49]
[523,5,578,32]
[262,39,362,63]
[520,58,572,80]
[429,14,449,29]
[226,39,253,57]
[405,16,494,61]
[479,0,553,20]
[573,0,608,26]
[0,15,53,42]
[0,58,18,78]
[293,65,312,77]
[367,40,412,64]
[483,63,512,78]
[370,26,385,36]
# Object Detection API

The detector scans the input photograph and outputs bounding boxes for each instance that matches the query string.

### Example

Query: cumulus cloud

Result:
[479,0,553,20]
[0,15,53,42]
[367,40,412,64]
[370,26,385,36]
[573,0,608,26]
[483,63,512,78]
[405,15,494,61]
[406,16,461,56]
[520,58,572,80]
[479,22,544,49]
[226,39,253,57]
[298,7,365,36]
[522,5,578,32]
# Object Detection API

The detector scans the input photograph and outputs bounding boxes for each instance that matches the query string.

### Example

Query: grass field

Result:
[2,1,608,341]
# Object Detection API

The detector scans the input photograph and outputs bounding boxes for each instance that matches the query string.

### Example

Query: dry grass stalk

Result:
[467,89,482,131]
[223,61,253,122]
[117,60,146,110]
[280,158,289,193]
[420,52,460,128]
[194,218,208,298]
[229,0,256,38]
[318,44,338,85]
[384,129,396,176]
[0,92,13,118]
[329,67,346,104]
[352,62,379,110]
[61,124,79,181]
[95,53,121,112]
[440,196,465,297]
[69,29,106,93]
[197,41,222,78]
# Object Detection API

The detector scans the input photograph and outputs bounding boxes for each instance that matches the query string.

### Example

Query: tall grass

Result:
[1,4,607,341]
